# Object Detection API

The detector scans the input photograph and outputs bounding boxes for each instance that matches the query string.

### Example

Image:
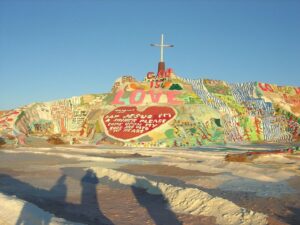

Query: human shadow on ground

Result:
[131,178,182,225]
[278,206,300,225]
[81,169,114,225]
[0,170,114,225]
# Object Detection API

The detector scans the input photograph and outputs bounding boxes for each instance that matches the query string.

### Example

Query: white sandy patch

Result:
[0,193,82,225]
[169,159,296,183]
[225,162,296,182]
[53,146,226,162]
[253,154,296,164]
[0,149,116,162]
[183,170,296,197]
[88,167,267,225]
[185,174,236,189]
[219,178,295,197]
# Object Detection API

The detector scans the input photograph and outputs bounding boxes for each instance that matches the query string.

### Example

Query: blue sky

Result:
[0,0,299,110]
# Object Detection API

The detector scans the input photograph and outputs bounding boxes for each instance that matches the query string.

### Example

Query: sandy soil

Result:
[0,151,215,225]
[119,164,218,177]
[0,145,299,225]
[118,164,300,225]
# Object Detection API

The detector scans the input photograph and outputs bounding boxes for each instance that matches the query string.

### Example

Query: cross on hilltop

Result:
[151,34,174,73]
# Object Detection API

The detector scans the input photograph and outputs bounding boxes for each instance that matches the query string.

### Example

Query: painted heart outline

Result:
[102,106,177,141]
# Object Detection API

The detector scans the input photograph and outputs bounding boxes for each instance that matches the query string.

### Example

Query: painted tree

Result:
[254,117,263,141]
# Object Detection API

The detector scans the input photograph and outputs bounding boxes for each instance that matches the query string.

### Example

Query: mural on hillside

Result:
[0,69,299,147]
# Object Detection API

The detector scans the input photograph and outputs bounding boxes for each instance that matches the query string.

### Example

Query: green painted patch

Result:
[165,129,175,138]
[190,127,197,134]
[169,84,183,90]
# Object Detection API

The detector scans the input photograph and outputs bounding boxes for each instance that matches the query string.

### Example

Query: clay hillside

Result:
[1,69,299,147]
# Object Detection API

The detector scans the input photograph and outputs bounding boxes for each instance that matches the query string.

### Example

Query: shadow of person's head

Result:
[81,169,99,184]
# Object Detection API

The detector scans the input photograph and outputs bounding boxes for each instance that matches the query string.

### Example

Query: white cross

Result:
[151,34,174,62]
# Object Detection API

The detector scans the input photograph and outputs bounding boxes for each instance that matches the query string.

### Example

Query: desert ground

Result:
[0,144,300,225]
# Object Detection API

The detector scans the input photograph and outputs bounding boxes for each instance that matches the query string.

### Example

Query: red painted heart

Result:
[102,106,176,140]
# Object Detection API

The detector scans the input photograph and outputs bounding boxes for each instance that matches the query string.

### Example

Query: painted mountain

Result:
[1,69,299,147]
